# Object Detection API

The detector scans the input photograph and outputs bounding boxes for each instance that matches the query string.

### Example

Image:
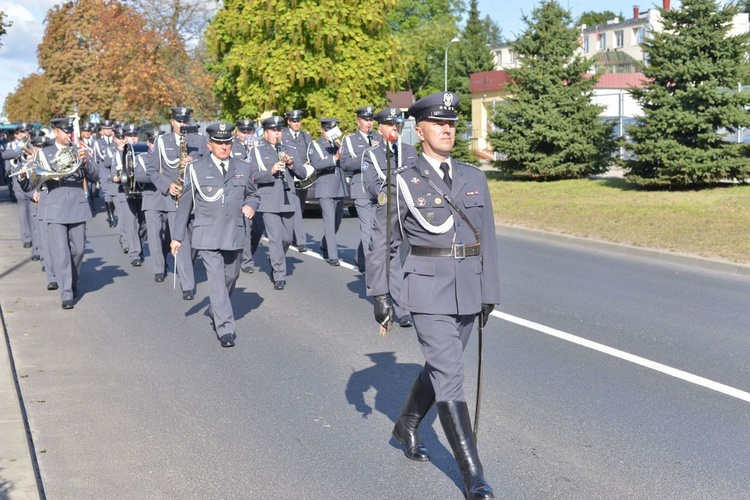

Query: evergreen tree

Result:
[626,0,750,188]
[488,0,615,180]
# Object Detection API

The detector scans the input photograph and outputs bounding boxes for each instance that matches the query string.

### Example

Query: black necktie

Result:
[293,132,298,140]
[439,162,451,190]
[391,144,398,164]
[219,162,226,177]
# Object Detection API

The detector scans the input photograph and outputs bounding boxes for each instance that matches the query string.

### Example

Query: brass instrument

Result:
[121,143,149,198]
[173,124,197,207]
[28,144,82,191]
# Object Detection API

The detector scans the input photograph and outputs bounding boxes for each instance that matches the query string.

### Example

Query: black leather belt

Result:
[47,179,83,188]
[410,243,481,259]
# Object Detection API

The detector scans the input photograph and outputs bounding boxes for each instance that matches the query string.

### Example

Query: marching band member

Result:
[282,109,312,252]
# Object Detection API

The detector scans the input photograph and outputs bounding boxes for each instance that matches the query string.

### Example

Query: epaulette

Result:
[456,160,480,171]
[393,163,414,176]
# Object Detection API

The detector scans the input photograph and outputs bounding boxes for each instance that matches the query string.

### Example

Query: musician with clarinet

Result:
[233,119,265,274]
[365,92,501,500]
[307,118,348,266]
[36,116,99,310]
[340,106,377,273]
[247,115,305,290]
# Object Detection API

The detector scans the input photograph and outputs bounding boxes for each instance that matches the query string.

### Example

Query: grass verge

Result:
[487,173,750,264]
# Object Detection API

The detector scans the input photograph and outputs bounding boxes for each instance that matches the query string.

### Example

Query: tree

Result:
[577,10,618,27]
[206,0,405,133]
[4,73,54,123]
[487,0,616,180]
[626,0,750,188]
[388,0,463,98]
[0,11,11,47]
[123,0,219,44]
[8,0,215,123]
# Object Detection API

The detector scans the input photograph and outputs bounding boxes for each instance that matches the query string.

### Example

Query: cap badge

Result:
[443,93,454,108]
[219,123,226,131]
[389,108,398,116]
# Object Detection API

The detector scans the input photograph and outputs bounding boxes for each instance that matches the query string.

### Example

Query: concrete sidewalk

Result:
[0,188,42,499]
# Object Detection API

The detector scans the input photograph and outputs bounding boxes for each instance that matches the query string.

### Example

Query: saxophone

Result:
[174,128,189,207]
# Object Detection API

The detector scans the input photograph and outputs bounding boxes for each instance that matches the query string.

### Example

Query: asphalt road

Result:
[2,198,749,499]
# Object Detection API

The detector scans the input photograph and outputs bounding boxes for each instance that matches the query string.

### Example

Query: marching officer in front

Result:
[307,118,348,266]
[365,92,501,499]
[340,105,376,272]
[38,117,100,309]
[247,115,305,290]
[282,109,312,251]
[146,106,208,299]
[170,122,258,347]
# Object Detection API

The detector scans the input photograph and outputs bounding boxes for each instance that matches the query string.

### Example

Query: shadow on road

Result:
[345,351,462,492]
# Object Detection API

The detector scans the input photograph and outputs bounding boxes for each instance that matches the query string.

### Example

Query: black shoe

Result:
[399,316,413,328]
[274,280,286,290]
[61,300,74,310]
[298,245,308,252]
[123,247,129,254]
[182,291,194,300]
[154,273,166,282]
[393,375,435,461]
[437,401,495,499]
[47,282,58,291]
[23,242,32,248]
[241,267,254,274]
[219,334,236,348]
[130,259,142,267]
[31,255,41,261]
[327,259,340,266]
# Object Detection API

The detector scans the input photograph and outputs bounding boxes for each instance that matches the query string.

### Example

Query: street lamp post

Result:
[444,37,460,92]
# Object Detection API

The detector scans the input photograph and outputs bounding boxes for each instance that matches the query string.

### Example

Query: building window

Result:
[509,50,516,65]
[632,27,643,45]
[598,33,606,50]
[615,30,623,48]
[583,36,589,53]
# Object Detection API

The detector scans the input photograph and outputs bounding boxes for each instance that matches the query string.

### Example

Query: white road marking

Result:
[492,311,750,403]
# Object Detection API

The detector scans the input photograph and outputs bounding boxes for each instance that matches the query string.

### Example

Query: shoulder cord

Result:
[188,163,224,204]
[396,173,454,234]
[157,135,179,170]
[253,145,268,171]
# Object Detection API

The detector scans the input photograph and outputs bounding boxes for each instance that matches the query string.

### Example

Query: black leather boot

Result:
[392,375,435,461]
[437,401,494,499]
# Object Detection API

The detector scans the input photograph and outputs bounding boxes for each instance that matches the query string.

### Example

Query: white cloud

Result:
[0,1,52,115]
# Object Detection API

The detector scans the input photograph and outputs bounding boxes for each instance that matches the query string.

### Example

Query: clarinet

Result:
[275,143,290,205]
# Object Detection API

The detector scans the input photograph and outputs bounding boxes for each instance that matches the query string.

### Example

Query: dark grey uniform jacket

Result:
[145,132,208,212]
[248,141,304,213]
[340,131,375,200]
[281,129,312,170]
[36,144,99,224]
[361,136,419,200]
[172,156,258,250]
[308,138,348,198]
[365,155,501,315]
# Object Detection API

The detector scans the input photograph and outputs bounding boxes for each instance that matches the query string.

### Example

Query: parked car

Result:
[301,176,357,217]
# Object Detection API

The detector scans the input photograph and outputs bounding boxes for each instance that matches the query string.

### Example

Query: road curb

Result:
[497,224,750,277]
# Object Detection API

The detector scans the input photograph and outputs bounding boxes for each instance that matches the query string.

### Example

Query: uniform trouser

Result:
[319,197,343,260]
[412,313,477,402]
[39,219,56,284]
[262,211,294,282]
[16,193,34,245]
[116,193,141,260]
[200,249,242,338]
[166,211,195,292]
[389,243,410,320]
[144,209,169,274]
[293,188,308,246]
[48,221,86,302]
[241,215,265,270]
[354,198,375,267]
[30,203,41,259]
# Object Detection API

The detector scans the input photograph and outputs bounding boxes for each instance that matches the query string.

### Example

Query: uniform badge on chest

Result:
[416,197,426,207]
[411,177,420,185]
[434,197,442,205]
[425,212,435,222]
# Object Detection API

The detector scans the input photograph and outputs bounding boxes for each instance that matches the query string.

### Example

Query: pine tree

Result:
[626,0,750,188]
[488,0,615,180]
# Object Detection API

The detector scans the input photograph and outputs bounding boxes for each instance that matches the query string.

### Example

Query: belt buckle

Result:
[452,243,466,259]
